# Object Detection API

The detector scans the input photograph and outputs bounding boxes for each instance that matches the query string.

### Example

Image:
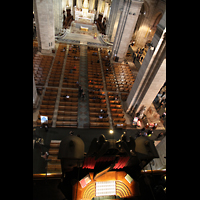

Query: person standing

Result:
[81,92,85,100]
[160,112,166,120]
[155,132,166,140]
[147,128,153,137]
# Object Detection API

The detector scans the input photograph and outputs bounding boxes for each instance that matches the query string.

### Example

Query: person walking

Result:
[81,92,85,100]
[79,86,83,98]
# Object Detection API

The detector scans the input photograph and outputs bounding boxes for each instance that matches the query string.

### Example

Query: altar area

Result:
[74,7,95,23]
[74,0,96,23]
[70,21,98,37]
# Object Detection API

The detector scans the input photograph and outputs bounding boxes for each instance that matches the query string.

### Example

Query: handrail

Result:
[33,169,166,180]
[55,29,69,40]
[141,169,166,174]
[99,35,113,46]
[33,173,62,179]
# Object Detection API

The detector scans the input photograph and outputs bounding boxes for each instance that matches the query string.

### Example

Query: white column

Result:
[35,0,55,53]
[97,0,103,19]
[89,0,95,11]
[53,0,62,35]
[126,26,166,114]
[76,0,82,9]
[111,0,143,62]
[103,2,110,20]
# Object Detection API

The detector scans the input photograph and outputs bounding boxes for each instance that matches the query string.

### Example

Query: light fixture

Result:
[109,130,114,134]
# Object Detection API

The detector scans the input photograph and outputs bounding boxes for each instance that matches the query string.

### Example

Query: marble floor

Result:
[56,25,105,47]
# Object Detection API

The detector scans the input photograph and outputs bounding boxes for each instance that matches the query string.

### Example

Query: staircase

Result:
[46,140,61,174]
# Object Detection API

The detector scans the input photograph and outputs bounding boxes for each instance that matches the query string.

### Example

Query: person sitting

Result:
[100,109,105,113]
[99,115,103,119]
[61,47,66,52]
[41,151,49,160]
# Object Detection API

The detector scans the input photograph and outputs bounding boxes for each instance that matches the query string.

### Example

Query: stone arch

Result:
[143,1,150,18]
[132,1,150,42]
[148,12,163,40]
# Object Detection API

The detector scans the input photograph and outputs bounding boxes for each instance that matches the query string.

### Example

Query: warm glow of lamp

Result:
[109,130,114,134]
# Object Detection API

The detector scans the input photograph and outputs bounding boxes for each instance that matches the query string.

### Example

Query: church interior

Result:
[33,0,166,199]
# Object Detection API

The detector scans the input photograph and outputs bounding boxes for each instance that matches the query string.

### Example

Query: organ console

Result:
[72,171,140,200]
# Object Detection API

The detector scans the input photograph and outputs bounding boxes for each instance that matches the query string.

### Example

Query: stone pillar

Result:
[96,0,104,20]
[33,75,39,109]
[53,0,62,35]
[76,0,82,9]
[111,0,143,62]
[125,12,166,115]
[89,0,95,11]
[103,2,110,20]
[135,0,166,48]
[34,0,55,54]
[106,0,123,42]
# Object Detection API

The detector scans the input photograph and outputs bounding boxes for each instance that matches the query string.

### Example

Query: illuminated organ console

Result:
[73,171,140,199]
[58,133,159,199]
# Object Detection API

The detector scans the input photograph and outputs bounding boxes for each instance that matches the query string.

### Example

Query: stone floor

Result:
[56,25,103,47]
[78,45,90,128]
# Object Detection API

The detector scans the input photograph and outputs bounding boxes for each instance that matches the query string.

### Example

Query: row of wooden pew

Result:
[113,63,135,92]
[62,45,80,88]
[101,48,134,96]
[56,88,79,128]
[87,47,104,91]
[33,54,53,86]
[88,47,110,128]
[101,49,117,91]
[48,44,67,87]
[89,90,110,128]
[108,92,126,129]
[56,45,80,127]
[37,87,58,127]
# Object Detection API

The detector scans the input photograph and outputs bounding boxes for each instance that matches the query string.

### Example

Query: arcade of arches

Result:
[33,0,166,134]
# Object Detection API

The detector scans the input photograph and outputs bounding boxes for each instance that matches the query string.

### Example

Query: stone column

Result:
[89,0,95,11]
[76,0,82,9]
[33,75,38,109]
[96,0,104,20]
[106,0,124,42]
[103,2,110,20]
[111,0,143,62]
[34,0,55,54]
[125,12,166,115]
[53,0,62,35]
[135,0,166,48]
